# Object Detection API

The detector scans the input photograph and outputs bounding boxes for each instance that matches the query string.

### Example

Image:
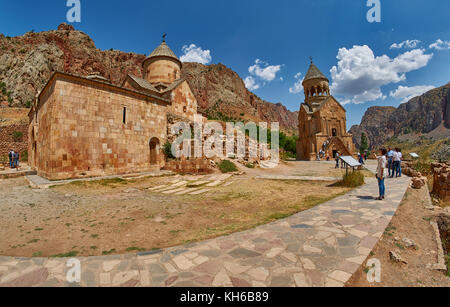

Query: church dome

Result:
[143,36,182,85]
[143,40,182,68]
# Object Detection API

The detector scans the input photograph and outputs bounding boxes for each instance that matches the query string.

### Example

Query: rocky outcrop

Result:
[0,24,298,133]
[350,83,450,149]
[349,106,396,149]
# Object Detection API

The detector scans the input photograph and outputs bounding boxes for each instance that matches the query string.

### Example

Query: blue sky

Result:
[1,0,449,128]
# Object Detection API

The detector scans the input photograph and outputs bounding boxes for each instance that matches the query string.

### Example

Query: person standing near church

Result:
[376,148,387,200]
[13,151,20,169]
[387,148,394,177]
[392,148,401,178]
[8,149,14,168]
[396,148,403,177]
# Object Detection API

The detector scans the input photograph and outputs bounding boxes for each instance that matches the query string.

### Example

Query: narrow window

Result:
[123,107,127,124]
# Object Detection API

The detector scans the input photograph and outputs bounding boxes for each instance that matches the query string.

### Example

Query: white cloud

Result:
[244,76,260,91]
[180,44,212,64]
[390,40,421,49]
[330,45,433,104]
[429,39,450,50]
[248,59,282,82]
[389,85,435,103]
[289,72,303,94]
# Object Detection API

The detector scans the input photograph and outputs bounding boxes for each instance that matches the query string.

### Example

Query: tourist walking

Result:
[376,148,387,200]
[8,149,14,168]
[387,148,394,177]
[335,152,340,169]
[396,148,403,177]
[392,148,401,178]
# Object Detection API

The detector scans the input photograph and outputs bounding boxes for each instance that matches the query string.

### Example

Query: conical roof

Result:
[303,62,329,83]
[144,41,181,66]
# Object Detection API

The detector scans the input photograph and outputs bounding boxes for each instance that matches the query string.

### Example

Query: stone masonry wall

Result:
[432,163,450,201]
[0,124,28,157]
[32,75,169,180]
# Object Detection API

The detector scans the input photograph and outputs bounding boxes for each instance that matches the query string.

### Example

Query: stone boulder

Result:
[412,177,427,189]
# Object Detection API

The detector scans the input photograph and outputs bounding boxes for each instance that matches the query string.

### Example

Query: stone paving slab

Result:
[255,175,340,181]
[26,170,173,189]
[0,161,411,287]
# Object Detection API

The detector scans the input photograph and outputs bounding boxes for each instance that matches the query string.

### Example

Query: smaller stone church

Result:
[297,60,355,161]
[28,38,204,180]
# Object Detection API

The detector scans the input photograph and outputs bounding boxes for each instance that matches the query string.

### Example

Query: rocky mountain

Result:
[182,62,298,132]
[0,23,298,133]
[350,83,450,149]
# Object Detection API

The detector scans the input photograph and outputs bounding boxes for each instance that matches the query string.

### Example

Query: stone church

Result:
[28,38,203,180]
[296,60,355,161]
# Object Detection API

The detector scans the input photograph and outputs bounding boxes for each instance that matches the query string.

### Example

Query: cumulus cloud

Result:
[289,72,303,94]
[429,39,450,50]
[390,40,421,49]
[180,44,212,64]
[330,45,433,104]
[243,59,283,91]
[244,76,260,91]
[389,85,435,103]
[248,59,282,82]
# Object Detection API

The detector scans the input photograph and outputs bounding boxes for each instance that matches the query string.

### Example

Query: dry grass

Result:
[0,176,351,257]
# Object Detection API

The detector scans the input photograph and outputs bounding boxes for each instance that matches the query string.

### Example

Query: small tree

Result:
[360,132,369,155]
[163,141,175,160]
[12,131,23,142]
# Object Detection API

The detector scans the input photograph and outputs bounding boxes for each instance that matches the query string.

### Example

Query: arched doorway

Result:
[149,137,160,166]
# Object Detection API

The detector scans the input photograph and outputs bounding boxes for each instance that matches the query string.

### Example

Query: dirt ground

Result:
[0,169,350,258]
[241,160,374,178]
[347,186,450,287]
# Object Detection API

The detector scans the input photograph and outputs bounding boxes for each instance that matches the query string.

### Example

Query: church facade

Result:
[28,38,202,180]
[296,61,355,161]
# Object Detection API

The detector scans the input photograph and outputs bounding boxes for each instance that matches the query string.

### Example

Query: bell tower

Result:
[302,58,330,107]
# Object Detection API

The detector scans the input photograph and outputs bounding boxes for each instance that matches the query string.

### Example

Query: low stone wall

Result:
[0,124,28,157]
[164,158,214,174]
[432,163,450,201]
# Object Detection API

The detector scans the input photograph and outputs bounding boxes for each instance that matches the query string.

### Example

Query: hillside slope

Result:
[350,83,450,149]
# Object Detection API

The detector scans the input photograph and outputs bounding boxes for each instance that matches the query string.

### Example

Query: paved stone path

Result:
[0,162,411,287]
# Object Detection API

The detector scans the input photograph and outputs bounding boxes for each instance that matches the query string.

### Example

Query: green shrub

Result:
[340,171,365,187]
[245,163,255,169]
[163,141,175,160]
[11,131,23,142]
[412,160,432,176]
[218,160,238,173]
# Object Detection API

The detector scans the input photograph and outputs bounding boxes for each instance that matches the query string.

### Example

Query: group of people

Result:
[8,149,20,169]
[375,147,403,201]
[317,149,331,161]
[387,148,403,178]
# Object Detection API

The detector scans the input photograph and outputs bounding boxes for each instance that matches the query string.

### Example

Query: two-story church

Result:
[297,60,355,161]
